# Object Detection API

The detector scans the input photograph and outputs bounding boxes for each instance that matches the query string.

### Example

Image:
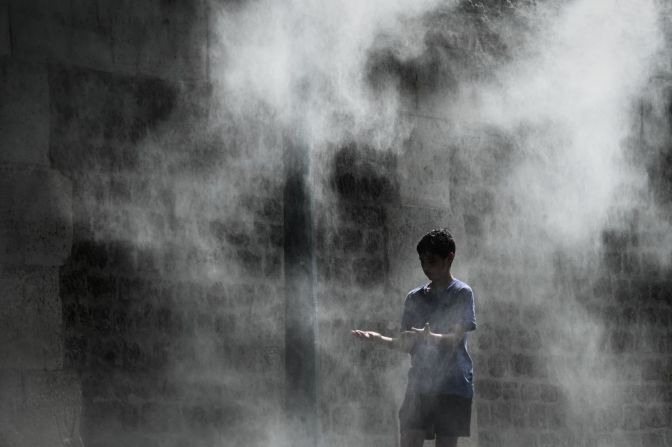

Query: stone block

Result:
[641,405,670,429]
[87,274,119,300]
[0,1,9,56]
[538,431,563,447]
[477,379,502,400]
[0,166,72,266]
[493,326,512,350]
[539,384,560,403]
[478,430,503,447]
[487,353,510,378]
[491,402,512,427]
[110,371,179,403]
[64,334,88,368]
[502,381,519,400]
[269,224,284,248]
[0,369,82,447]
[622,405,642,430]
[506,431,539,447]
[236,248,262,276]
[510,402,526,428]
[140,402,184,433]
[107,1,208,81]
[81,399,139,435]
[594,434,615,447]
[263,251,282,278]
[512,354,546,378]
[0,60,49,164]
[66,27,115,72]
[489,300,520,322]
[476,400,491,426]
[353,256,386,286]
[335,228,363,253]
[6,10,64,62]
[361,405,395,434]
[475,325,493,350]
[521,383,540,401]
[633,384,659,404]
[136,22,174,79]
[642,358,672,382]
[330,404,358,435]
[0,266,63,369]
[518,328,543,350]
[546,404,566,429]
[614,432,643,447]
[643,432,666,447]
[364,231,384,253]
[528,403,547,428]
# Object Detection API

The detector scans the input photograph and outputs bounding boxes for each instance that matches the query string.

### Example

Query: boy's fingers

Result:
[409,325,432,338]
[410,325,431,334]
[352,330,373,339]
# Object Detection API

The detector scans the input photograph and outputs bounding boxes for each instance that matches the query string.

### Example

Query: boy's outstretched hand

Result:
[351,329,383,341]
[351,329,419,353]
[351,323,456,352]
[410,323,460,347]
[410,323,440,341]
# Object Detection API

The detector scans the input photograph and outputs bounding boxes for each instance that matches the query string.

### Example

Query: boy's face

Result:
[419,251,454,281]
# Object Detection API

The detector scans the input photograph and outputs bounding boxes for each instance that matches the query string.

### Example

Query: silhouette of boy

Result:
[353,228,476,447]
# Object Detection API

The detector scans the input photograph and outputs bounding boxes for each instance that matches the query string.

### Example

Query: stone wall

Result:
[2,2,672,447]
[49,64,286,446]
[1,2,286,446]
[0,52,79,447]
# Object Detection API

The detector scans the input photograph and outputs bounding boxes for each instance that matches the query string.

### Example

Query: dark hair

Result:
[416,228,456,258]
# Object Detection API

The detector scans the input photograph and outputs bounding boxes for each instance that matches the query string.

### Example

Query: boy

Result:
[352,228,476,447]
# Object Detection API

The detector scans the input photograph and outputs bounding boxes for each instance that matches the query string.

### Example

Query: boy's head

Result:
[417,229,455,281]
[417,228,456,258]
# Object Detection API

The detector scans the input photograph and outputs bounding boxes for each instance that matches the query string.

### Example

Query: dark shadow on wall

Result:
[49,65,187,446]
[326,142,399,288]
[49,63,287,447]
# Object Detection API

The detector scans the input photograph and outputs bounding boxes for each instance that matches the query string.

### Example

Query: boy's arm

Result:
[409,322,474,348]
[351,291,420,353]
[423,287,476,347]
[351,329,418,353]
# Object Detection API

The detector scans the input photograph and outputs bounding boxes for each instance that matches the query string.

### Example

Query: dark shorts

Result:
[399,392,472,439]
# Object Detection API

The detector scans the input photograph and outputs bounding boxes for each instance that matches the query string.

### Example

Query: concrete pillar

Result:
[0,56,80,447]
[284,137,318,447]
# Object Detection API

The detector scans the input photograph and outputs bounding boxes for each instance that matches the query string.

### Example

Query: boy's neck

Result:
[430,274,454,290]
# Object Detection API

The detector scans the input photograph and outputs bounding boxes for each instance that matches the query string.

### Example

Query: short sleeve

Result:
[459,287,477,332]
[400,293,414,331]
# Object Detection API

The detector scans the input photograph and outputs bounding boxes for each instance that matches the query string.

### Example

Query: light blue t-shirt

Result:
[400,279,477,398]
